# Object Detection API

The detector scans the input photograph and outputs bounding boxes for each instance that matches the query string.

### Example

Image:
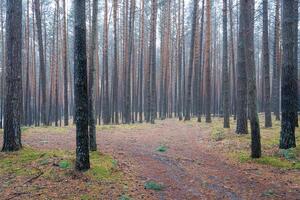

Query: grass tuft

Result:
[156,145,168,152]
[144,181,164,191]
[119,194,132,200]
[59,160,71,169]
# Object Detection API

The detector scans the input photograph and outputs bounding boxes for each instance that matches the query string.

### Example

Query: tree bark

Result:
[63,0,69,126]
[204,0,212,123]
[222,0,230,128]
[34,0,47,125]
[2,0,22,151]
[74,0,90,171]
[244,0,261,158]
[236,0,248,134]
[262,0,272,128]
[280,0,298,149]
[88,0,98,151]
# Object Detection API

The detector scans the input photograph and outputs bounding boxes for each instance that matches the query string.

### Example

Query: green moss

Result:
[233,151,300,169]
[144,181,164,191]
[0,148,46,176]
[81,194,93,200]
[86,151,120,180]
[156,145,168,152]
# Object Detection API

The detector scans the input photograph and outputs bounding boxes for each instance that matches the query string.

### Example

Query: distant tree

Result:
[88,0,98,151]
[204,0,212,123]
[103,0,110,124]
[177,0,183,121]
[280,0,298,149]
[63,0,69,126]
[236,0,248,134]
[74,0,90,171]
[138,0,144,123]
[229,0,236,120]
[34,0,47,125]
[150,0,158,124]
[2,0,22,151]
[262,0,272,128]
[112,0,119,124]
[272,0,280,121]
[244,0,261,158]
[185,0,198,121]
[222,0,230,128]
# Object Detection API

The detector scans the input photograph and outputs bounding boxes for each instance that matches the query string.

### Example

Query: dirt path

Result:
[20,119,300,199]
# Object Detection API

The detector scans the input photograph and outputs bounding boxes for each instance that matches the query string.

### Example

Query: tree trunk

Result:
[262,0,272,128]
[74,0,90,171]
[272,0,280,121]
[185,0,199,121]
[103,0,110,124]
[149,0,158,124]
[244,0,261,158]
[88,0,98,151]
[63,0,69,126]
[34,0,47,125]
[2,0,22,152]
[280,0,298,149]
[204,0,212,123]
[236,0,248,134]
[112,0,119,124]
[222,0,230,128]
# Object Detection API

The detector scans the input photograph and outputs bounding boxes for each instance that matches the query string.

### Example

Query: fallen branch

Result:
[22,167,44,185]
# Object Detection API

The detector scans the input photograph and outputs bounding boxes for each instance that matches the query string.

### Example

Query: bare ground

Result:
[1,118,300,200]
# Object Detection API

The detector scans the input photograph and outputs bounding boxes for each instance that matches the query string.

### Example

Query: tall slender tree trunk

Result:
[185,0,199,121]
[112,0,119,124]
[149,0,158,124]
[63,0,69,126]
[74,0,90,171]
[263,0,272,128]
[280,0,298,149]
[103,0,110,124]
[34,0,47,125]
[245,0,261,158]
[88,0,98,151]
[272,0,280,121]
[138,0,144,123]
[236,0,248,134]
[204,0,212,123]
[229,0,236,120]
[0,0,4,129]
[2,0,22,152]
[222,0,230,128]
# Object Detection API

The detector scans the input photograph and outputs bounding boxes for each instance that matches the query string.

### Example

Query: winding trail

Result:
[21,119,300,199]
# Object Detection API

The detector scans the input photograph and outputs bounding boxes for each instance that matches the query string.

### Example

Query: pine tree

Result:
[2,0,23,152]
[222,0,230,128]
[74,0,90,171]
[88,0,98,151]
[262,0,272,128]
[280,0,298,149]
[34,0,47,125]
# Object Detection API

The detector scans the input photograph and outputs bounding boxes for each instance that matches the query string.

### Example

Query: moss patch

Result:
[232,151,300,170]
[86,151,120,180]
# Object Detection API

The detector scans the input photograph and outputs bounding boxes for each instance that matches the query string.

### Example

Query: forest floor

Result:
[0,115,299,200]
